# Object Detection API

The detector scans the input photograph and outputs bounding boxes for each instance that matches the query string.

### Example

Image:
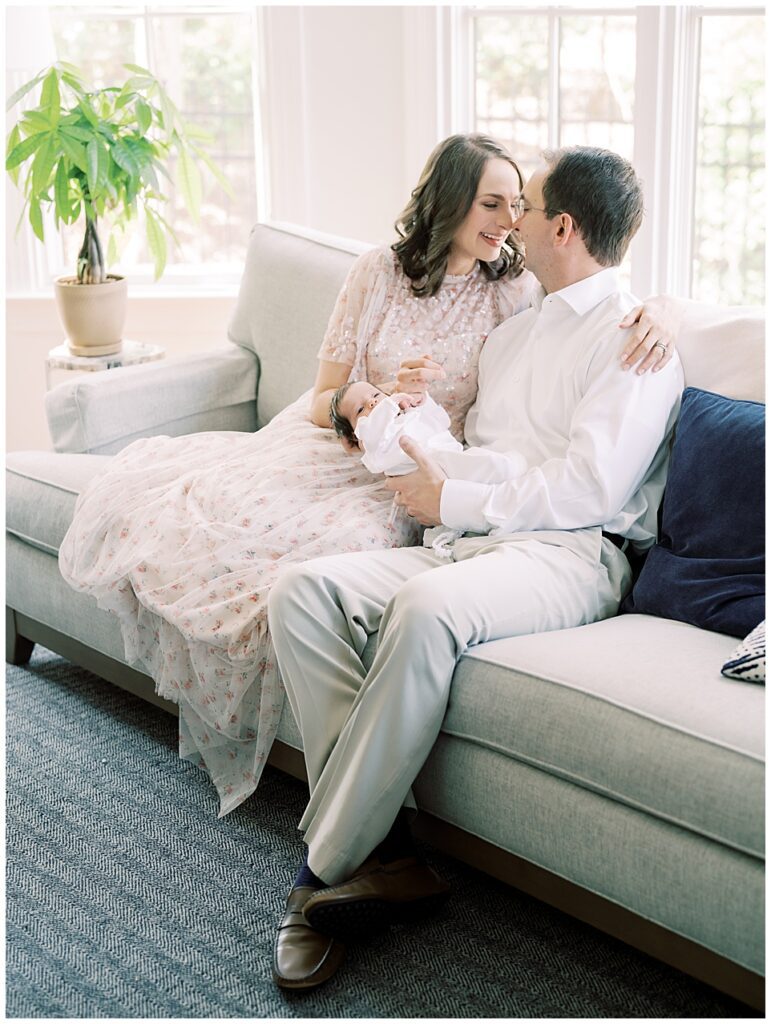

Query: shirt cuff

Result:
[440,479,494,533]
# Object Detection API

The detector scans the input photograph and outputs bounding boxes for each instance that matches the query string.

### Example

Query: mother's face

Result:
[448,158,520,274]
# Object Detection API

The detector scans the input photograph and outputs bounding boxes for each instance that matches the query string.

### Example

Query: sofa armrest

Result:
[45,346,259,455]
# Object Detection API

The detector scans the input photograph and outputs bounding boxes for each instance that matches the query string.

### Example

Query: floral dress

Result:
[59,246,536,816]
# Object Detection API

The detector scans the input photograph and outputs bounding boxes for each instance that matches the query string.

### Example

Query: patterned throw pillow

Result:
[721,621,766,683]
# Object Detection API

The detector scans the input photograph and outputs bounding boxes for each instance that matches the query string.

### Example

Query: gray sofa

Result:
[6,222,764,1009]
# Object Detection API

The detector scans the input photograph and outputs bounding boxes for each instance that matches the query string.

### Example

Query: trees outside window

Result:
[471,6,764,305]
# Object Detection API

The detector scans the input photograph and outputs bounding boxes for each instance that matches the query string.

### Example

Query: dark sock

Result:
[375,809,416,862]
[294,852,325,890]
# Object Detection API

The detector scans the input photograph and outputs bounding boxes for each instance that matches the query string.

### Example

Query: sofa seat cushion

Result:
[445,614,764,859]
[6,451,110,554]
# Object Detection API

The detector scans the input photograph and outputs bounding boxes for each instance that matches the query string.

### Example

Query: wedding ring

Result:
[653,341,668,354]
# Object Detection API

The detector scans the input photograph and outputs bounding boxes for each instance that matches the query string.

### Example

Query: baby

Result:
[330,381,463,474]
[329,380,464,554]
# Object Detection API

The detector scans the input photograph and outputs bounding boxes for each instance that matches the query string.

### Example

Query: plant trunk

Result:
[77,217,106,284]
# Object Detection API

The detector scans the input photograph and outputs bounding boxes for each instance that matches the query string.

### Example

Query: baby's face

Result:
[341,382,387,427]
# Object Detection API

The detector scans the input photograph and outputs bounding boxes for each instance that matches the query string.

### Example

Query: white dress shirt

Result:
[436,267,684,548]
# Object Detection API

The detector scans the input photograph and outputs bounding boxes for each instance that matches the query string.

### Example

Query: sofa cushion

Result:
[623,387,765,638]
[722,620,766,684]
[227,223,369,429]
[677,300,764,402]
[6,451,110,554]
[443,614,764,859]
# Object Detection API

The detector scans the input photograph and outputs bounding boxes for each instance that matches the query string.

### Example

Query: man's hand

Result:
[384,438,446,526]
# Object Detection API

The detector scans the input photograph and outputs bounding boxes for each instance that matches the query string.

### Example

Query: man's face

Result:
[512,167,553,278]
[340,382,386,428]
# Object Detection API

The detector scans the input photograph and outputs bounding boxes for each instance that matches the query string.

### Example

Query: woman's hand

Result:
[395,354,446,403]
[619,296,683,375]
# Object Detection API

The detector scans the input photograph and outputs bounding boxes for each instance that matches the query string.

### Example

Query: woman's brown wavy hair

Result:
[392,133,525,297]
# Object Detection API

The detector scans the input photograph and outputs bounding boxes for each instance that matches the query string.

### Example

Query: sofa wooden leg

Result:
[6,607,35,666]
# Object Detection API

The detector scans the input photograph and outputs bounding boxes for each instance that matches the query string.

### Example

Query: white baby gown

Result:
[59,246,536,815]
[355,394,463,476]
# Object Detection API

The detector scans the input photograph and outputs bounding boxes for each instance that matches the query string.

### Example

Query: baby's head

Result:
[330,381,387,449]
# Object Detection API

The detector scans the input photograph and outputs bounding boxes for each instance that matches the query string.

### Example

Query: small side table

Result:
[46,340,165,391]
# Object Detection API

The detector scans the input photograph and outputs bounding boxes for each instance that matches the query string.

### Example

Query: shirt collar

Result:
[531,266,621,315]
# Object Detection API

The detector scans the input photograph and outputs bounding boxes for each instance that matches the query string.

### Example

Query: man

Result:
[266,147,684,990]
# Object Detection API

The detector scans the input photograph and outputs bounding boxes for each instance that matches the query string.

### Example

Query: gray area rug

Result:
[6,646,757,1019]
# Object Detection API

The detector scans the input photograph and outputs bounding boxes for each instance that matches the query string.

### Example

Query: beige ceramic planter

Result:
[54,275,128,356]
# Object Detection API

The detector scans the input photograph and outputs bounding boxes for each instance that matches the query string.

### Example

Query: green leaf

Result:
[124,75,155,93]
[57,60,83,76]
[86,138,99,195]
[78,98,99,128]
[21,111,53,133]
[40,68,61,127]
[140,160,159,191]
[60,72,86,96]
[29,198,44,242]
[112,139,141,178]
[123,63,155,78]
[96,138,111,187]
[6,124,21,184]
[182,123,214,143]
[31,133,58,195]
[152,208,181,248]
[63,124,97,142]
[135,97,152,135]
[6,73,45,113]
[114,89,136,111]
[145,207,167,280]
[6,131,47,170]
[196,147,235,199]
[53,158,73,221]
[54,158,71,219]
[157,91,176,141]
[176,145,202,222]
[59,131,88,173]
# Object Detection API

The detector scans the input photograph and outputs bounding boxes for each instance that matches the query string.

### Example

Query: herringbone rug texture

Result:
[6,647,757,1018]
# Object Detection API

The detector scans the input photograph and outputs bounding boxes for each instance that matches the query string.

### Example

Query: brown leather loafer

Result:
[272,885,345,990]
[302,855,450,938]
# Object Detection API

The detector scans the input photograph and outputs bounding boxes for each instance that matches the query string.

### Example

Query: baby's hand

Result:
[391,392,422,412]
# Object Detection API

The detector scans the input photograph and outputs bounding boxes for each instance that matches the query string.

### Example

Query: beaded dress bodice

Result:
[318,247,537,440]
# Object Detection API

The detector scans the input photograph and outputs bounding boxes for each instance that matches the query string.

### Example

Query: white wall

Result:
[6,6,447,452]
[260,6,445,244]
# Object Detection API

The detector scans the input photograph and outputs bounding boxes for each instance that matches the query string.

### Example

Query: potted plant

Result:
[6,61,232,355]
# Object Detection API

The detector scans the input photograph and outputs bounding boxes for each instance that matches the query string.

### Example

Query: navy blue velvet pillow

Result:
[622,387,765,638]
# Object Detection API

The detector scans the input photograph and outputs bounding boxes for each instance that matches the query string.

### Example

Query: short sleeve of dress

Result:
[494,268,540,322]
[317,246,395,366]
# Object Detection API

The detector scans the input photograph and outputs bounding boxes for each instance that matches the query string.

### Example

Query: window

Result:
[43,6,260,290]
[692,13,764,305]
[474,11,636,176]
[469,6,765,305]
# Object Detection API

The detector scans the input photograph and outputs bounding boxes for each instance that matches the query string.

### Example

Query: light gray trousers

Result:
[267,528,631,884]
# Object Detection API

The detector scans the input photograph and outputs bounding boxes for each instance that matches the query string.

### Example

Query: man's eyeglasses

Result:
[512,196,550,219]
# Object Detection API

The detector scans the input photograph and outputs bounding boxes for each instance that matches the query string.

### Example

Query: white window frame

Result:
[8,5,266,297]
[452,4,764,300]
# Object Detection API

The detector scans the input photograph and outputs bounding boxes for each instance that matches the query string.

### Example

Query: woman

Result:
[59,134,677,816]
